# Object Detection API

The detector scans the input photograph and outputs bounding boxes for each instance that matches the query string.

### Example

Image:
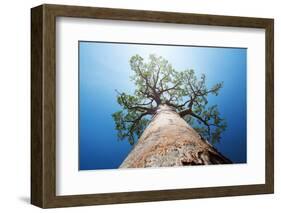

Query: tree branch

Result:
[159,81,181,95]
[179,108,192,117]
[189,111,211,137]
[158,73,169,92]
[117,90,155,114]
[177,99,191,108]
[136,65,162,105]
[136,66,154,91]
[165,98,190,110]
[153,64,161,89]
[189,111,209,126]
[128,112,149,134]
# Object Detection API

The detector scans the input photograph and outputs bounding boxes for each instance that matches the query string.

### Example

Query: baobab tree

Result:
[112,54,231,168]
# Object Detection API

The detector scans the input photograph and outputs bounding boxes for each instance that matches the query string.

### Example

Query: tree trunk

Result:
[120,104,231,168]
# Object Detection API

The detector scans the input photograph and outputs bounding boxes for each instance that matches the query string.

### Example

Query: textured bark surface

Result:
[120,105,231,168]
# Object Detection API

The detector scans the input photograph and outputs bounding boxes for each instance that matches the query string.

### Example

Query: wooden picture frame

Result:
[31,4,274,208]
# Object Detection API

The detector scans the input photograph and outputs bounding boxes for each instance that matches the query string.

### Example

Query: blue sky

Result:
[79,41,247,170]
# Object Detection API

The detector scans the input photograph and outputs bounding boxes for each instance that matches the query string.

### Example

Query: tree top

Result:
[112,54,226,145]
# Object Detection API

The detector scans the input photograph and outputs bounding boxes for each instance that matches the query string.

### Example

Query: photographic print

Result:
[31,5,274,207]
[78,41,247,170]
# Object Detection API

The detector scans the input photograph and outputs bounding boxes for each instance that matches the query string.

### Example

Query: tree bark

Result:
[120,104,231,168]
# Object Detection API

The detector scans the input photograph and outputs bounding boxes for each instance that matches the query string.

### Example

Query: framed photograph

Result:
[31,4,274,208]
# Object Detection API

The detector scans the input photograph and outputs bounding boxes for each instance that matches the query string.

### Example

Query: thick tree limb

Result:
[179,108,192,117]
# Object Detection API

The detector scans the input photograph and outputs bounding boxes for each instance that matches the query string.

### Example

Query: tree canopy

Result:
[112,54,227,145]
